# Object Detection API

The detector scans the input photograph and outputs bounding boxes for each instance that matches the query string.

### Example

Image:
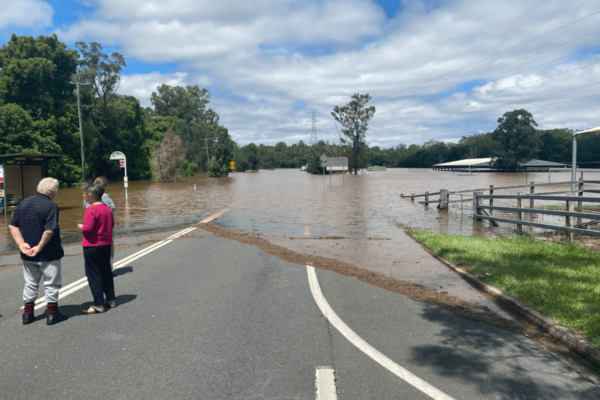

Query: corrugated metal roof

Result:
[433,158,494,167]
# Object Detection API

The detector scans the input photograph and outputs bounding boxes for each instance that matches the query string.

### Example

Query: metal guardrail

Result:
[474,192,600,240]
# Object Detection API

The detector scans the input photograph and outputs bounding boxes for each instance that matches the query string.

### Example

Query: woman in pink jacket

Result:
[78,183,116,314]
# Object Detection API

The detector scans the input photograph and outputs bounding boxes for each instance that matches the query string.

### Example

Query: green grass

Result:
[409,230,600,348]
[542,205,600,211]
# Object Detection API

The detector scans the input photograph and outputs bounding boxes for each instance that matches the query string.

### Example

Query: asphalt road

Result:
[0,227,599,399]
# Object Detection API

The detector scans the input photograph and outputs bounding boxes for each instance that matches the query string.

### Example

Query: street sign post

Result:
[230,160,235,171]
[0,162,4,211]
[320,155,349,185]
[110,151,128,201]
[320,155,327,187]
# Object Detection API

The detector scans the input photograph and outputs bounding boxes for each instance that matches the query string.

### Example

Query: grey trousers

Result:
[23,260,62,304]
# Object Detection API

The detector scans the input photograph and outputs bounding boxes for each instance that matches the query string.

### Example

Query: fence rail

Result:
[474,192,600,240]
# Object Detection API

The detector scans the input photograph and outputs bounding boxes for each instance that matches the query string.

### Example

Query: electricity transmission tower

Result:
[307,109,320,145]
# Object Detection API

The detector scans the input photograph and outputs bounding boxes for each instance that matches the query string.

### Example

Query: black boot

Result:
[47,312,68,326]
[22,314,34,325]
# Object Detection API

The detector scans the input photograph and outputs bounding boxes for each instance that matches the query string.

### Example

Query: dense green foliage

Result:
[410,231,600,347]
[0,34,234,185]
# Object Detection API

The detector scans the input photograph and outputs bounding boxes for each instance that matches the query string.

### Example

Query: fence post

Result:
[424,191,429,205]
[578,178,583,211]
[566,193,573,242]
[473,191,482,221]
[438,189,449,210]
[516,192,523,235]
[530,182,535,209]
[411,193,415,202]
[489,185,494,207]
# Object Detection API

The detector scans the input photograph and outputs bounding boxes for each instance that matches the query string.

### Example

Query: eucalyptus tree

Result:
[331,93,376,174]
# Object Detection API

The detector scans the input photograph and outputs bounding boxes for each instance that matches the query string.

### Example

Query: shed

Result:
[0,153,64,215]
[519,159,569,172]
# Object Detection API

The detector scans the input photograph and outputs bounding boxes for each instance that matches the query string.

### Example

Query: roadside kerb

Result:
[426,252,600,369]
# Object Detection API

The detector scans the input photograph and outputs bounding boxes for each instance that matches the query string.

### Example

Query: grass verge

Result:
[409,230,600,348]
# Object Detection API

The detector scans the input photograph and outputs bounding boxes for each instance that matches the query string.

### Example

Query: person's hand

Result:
[77,224,83,230]
[19,243,31,254]
[28,246,41,257]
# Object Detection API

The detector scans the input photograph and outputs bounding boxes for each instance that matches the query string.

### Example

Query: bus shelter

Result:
[0,153,64,215]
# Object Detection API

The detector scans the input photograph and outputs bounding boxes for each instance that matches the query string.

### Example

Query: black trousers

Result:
[83,245,115,306]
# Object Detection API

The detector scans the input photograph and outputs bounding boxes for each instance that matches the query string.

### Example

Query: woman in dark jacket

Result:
[78,183,116,314]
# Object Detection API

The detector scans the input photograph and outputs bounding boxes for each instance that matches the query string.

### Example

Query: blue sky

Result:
[1,0,600,147]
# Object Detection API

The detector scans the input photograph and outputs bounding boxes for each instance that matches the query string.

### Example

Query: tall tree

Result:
[152,129,185,182]
[0,34,81,184]
[492,109,541,171]
[331,93,376,174]
[75,42,126,114]
[150,84,216,169]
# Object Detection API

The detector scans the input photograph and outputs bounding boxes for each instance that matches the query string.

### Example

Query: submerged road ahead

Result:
[0,226,598,399]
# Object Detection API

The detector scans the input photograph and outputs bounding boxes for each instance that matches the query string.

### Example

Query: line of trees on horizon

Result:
[234,109,600,173]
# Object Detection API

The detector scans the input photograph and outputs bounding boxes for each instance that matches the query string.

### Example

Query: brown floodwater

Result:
[2,168,600,254]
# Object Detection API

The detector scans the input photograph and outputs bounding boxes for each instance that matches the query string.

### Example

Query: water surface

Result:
[2,168,599,254]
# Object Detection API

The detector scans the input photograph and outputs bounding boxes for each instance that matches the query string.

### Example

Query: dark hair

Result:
[94,176,109,188]
[83,183,105,203]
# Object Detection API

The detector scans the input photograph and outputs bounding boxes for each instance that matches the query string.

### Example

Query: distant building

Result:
[433,158,496,171]
[520,159,569,172]
[433,158,569,172]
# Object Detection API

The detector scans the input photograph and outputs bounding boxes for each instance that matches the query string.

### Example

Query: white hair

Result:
[37,178,59,194]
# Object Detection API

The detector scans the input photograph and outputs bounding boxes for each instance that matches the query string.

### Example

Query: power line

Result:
[370,90,600,134]
[375,6,600,105]
[375,54,600,122]
[375,29,600,120]
[373,0,561,103]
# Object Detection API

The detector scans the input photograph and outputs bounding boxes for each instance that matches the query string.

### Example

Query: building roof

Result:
[0,153,64,162]
[433,158,494,167]
[574,126,600,136]
[520,159,569,168]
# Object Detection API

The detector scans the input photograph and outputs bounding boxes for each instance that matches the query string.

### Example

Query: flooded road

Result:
[2,168,600,254]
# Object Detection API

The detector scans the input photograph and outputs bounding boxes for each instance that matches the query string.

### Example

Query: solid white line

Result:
[29,227,197,310]
[27,227,198,307]
[306,266,455,400]
[27,206,230,310]
[315,367,337,400]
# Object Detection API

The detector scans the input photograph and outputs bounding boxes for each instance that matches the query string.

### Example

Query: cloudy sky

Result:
[1,0,599,147]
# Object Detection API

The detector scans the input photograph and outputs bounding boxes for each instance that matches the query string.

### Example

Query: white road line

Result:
[27,207,230,311]
[25,227,197,310]
[306,266,455,400]
[315,367,337,400]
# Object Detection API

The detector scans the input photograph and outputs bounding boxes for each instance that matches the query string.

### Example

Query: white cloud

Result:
[118,72,212,108]
[55,0,600,147]
[0,0,53,29]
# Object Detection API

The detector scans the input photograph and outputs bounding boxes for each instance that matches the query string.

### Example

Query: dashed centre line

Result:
[315,367,338,399]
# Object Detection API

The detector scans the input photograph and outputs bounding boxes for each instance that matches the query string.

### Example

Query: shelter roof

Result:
[0,153,64,162]
[433,158,494,167]
[574,126,600,136]
[520,159,569,168]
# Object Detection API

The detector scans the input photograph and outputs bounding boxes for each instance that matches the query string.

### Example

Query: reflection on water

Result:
[2,169,600,253]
